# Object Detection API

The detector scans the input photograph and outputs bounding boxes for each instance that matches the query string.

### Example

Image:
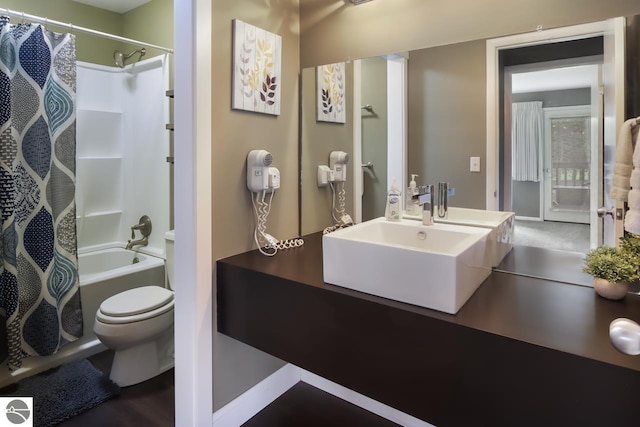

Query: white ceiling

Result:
[71,0,151,14]
[511,65,598,94]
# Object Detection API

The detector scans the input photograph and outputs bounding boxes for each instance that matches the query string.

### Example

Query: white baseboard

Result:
[212,363,434,427]
[515,216,542,221]
[301,369,434,427]
[212,363,300,427]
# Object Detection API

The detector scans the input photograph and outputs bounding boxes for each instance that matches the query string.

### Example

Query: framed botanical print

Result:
[317,62,346,123]
[232,19,282,116]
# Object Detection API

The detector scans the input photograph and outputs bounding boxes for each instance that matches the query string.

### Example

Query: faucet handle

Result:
[130,215,152,239]
[137,215,152,237]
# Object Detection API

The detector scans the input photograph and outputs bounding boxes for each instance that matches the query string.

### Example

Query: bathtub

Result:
[0,246,165,388]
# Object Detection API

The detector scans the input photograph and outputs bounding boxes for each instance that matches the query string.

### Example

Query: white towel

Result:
[629,189,640,210]
[631,170,640,190]
[634,122,640,167]
[625,118,640,235]
[625,211,640,235]
[610,118,637,202]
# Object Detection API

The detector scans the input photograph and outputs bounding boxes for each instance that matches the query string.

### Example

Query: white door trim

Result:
[602,17,627,246]
[486,21,609,210]
[353,56,407,223]
[353,59,363,223]
[174,0,213,425]
[591,64,604,248]
[387,55,408,202]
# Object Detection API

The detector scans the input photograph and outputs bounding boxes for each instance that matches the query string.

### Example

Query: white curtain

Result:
[511,101,543,182]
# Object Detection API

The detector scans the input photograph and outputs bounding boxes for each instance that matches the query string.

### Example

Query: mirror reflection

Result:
[360,56,389,222]
[301,17,636,264]
[300,64,355,235]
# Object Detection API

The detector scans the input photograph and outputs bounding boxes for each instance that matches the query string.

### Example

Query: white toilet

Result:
[93,230,176,387]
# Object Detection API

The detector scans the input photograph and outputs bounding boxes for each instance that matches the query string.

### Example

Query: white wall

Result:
[76,56,170,256]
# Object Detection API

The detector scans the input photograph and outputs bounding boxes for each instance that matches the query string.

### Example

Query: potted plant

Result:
[619,232,640,293]
[620,233,640,257]
[583,243,640,300]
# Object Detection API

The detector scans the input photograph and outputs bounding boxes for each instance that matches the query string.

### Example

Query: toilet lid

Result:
[99,286,174,317]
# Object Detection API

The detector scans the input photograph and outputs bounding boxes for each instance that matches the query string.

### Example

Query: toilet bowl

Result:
[93,230,176,387]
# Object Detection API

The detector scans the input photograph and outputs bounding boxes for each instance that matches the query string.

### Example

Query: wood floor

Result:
[8,351,401,426]
[58,354,396,426]
[242,382,400,427]
[57,351,175,427]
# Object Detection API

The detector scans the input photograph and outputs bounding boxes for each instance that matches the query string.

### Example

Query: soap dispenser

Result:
[385,177,402,221]
[406,174,420,216]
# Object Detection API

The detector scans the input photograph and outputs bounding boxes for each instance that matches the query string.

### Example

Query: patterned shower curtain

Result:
[0,17,81,369]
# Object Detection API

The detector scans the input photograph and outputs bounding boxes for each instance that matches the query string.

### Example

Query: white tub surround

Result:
[76,55,171,257]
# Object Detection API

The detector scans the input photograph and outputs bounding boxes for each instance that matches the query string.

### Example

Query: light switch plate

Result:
[470,157,480,172]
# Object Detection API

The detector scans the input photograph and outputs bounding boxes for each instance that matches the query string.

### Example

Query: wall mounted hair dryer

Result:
[247,150,280,193]
[246,150,302,256]
[329,151,350,182]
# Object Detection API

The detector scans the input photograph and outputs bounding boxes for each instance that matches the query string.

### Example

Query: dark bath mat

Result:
[3,358,120,427]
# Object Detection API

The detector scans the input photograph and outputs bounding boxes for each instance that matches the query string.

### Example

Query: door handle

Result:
[597,207,614,218]
[361,162,373,169]
[597,207,623,220]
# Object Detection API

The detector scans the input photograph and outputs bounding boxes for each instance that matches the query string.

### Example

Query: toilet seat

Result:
[97,286,174,325]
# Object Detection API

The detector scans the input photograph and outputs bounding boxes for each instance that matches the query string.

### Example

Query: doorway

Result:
[487,19,627,252]
[507,62,601,252]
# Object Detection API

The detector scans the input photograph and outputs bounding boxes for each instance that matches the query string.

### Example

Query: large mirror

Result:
[300,15,640,283]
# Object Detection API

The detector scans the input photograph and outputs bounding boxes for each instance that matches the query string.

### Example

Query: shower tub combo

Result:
[0,247,165,388]
[0,54,170,388]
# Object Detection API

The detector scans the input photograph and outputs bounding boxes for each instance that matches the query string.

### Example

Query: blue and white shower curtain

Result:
[0,17,81,369]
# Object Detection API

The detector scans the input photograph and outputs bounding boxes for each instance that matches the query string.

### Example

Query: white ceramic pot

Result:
[593,277,629,300]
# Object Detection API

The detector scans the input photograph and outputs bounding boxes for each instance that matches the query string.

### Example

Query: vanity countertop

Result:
[217,232,640,426]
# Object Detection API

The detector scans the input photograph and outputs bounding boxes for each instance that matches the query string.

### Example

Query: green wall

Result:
[0,0,123,65]
[122,0,173,60]
[0,0,173,66]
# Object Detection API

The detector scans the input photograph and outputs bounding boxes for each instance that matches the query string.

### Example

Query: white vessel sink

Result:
[322,217,492,314]
[433,207,514,267]
[404,207,515,267]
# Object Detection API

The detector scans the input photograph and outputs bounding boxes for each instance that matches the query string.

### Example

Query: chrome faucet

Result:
[416,185,434,226]
[438,182,449,219]
[126,215,152,250]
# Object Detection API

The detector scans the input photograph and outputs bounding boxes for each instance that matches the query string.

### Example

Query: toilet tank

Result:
[164,230,175,290]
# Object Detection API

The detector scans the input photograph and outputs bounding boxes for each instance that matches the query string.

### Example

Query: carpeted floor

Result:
[513,219,590,253]
[1,358,120,427]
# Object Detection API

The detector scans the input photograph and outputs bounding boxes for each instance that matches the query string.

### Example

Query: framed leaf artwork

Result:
[316,62,346,123]
[232,19,282,115]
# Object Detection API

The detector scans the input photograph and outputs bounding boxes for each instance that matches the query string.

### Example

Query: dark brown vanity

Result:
[217,233,640,426]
